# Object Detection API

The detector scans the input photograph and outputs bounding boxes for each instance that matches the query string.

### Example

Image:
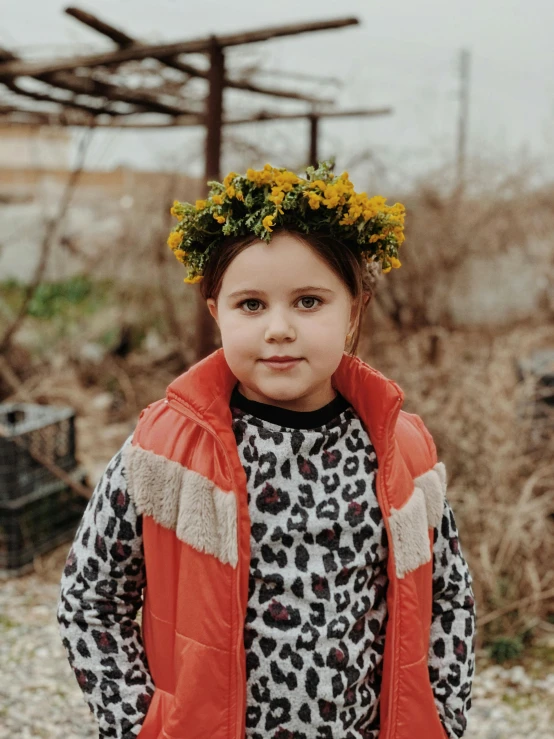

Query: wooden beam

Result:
[65,5,191,80]
[38,71,200,116]
[224,78,332,103]
[1,48,204,119]
[3,77,126,117]
[64,6,333,104]
[224,107,393,124]
[0,107,392,129]
[0,17,359,79]
[0,114,53,125]
[65,6,136,48]
[212,17,359,48]
[0,111,205,127]
[0,48,17,63]
[66,6,343,90]
[235,65,342,87]
[0,43,182,118]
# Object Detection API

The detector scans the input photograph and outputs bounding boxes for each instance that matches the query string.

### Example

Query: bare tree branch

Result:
[0,127,95,355]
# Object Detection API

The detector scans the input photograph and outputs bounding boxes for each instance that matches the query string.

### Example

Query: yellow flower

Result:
[223,172,237,188]
[167,231,182,249]
[392,226,405,245]
[170,200,183,220]
[246,167,273,187]
[236,190,244,202]
[323,195,340,209]
[226,185,236,198]
[382,264,392,274]
[346,203,363,221]
[212,194,224,206]
[184,274,203,284]
[274,170,300,191]
[321,183,348,209]
[360,195,385,222]
[305,191,322,210]
[269,186,285,209]
[310,179,326,190]
[389,202,405,217]
[390,257,402,269]
[173,249,187,263]
[262,214,275,232]
[214,214,226,224]
[195,199,207,210]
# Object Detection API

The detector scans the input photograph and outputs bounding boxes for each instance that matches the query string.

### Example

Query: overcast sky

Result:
[2,0,553,189]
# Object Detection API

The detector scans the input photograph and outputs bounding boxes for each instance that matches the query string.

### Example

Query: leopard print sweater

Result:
[231,387,387,739]
[57,386,475,739]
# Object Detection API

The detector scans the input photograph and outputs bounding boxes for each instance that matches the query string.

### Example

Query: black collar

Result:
[230,383,350,430]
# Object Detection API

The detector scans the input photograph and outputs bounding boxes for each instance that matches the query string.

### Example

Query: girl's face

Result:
[207,232,357,412]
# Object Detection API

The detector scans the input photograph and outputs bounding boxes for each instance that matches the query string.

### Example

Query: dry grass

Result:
[360,316,554,645]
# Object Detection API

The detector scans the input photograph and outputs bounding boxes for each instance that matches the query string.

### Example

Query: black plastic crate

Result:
[0,468,88,578]
[0,402,77,502]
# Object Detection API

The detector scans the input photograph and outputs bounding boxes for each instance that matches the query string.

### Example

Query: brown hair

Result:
[199,229,379,356]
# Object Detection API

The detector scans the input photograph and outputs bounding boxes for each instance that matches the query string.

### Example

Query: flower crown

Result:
[167,160,405,284]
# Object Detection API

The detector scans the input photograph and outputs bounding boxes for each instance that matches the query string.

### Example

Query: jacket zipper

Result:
[165,395,245,739]
[375,394,403,739]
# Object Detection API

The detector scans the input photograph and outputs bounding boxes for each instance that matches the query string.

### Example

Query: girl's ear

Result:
[206,298,219,325]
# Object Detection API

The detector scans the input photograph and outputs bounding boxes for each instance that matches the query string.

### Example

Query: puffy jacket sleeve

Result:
[57,434,155,738]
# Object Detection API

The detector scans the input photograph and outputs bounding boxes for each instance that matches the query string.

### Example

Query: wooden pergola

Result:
[0,7,393,361]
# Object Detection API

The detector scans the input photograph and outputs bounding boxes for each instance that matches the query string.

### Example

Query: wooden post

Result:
[206,38,224,182]
[194,37,225,363]
[309,114,319,167]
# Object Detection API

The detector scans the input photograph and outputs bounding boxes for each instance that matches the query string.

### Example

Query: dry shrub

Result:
[374,167,554,329]
[361,317,554,645]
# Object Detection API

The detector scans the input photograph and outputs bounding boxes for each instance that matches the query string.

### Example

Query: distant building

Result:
[0,124,71,169]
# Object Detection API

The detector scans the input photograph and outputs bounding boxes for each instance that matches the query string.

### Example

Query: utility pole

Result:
[456,48,471,192]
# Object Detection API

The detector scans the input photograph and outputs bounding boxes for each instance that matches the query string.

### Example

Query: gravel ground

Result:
[1,544,553,739]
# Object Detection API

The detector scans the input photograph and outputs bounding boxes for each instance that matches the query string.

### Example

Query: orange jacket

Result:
[123,348,449,739]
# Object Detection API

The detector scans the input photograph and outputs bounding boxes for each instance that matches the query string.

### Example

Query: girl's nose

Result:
[264,311,296,342]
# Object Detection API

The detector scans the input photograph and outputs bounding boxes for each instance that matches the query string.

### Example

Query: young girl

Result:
[58,162,476,739]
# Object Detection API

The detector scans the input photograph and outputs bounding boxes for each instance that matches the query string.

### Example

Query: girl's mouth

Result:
[261,358,303,370]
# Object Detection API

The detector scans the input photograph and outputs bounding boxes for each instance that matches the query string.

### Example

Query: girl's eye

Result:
[299,296,321,309]
[239,297,322,312]
[241,299,262,312]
